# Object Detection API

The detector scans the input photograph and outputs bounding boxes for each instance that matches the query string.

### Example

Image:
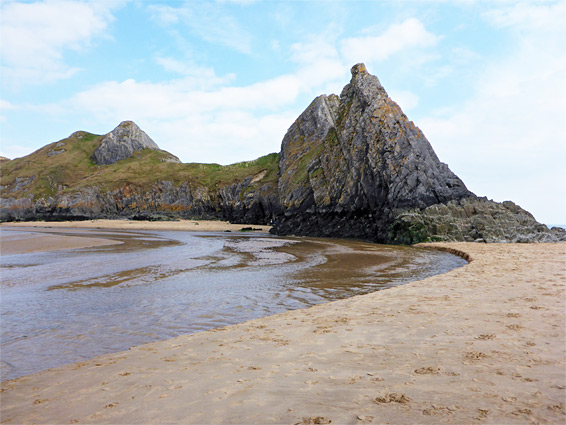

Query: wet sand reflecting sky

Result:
[0,228,466,380]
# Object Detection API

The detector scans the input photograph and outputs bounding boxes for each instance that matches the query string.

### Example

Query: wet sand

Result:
[0,220,270,255]
[0,230,122,255]
[1,228,463,381]
[1,242,564,424]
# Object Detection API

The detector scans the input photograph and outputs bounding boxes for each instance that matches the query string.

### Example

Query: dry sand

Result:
[1,240,565,424]
[1,219,271,233]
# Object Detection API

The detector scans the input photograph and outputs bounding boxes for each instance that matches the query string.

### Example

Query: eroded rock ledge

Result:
[1,64,563,243]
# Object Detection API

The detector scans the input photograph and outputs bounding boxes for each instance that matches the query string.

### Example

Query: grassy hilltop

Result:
[0,131,280,201]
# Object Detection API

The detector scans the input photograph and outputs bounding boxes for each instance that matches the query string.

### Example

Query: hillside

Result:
[0,123,280,223]
[1,64,564,243]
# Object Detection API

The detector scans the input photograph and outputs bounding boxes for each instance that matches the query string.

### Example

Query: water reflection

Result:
[0,227,466,380]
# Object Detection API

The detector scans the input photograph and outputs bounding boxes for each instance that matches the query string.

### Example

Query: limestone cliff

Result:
[1,64,563,243]
[271,64,563,243]
[274,64,472,241]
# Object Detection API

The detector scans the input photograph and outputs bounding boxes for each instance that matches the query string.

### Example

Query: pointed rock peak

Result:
[92,121,160,165]
[342,63,386,104]
[109,121,158,148]
[351,63,368,75]
[116,120,141,130]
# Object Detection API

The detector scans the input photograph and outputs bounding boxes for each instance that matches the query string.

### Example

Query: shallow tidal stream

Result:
[0,228,466,381]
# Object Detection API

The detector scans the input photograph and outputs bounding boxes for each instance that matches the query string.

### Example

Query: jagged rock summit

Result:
[274,63,473,242]
[272,63,564,243]
[92,121,162,165]
[1,64,563,243]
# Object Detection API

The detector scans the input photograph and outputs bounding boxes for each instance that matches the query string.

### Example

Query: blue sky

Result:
[1,0,565,224]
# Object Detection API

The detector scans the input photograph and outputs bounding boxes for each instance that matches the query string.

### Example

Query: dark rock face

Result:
[0,180,279,224]
[92,121,172,165]
[2,65,562,243]
[274,63,474,242]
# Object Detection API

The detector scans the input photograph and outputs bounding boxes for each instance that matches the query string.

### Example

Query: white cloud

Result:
[149,2,253,54]
[63,72,308,164]
[340,18,441,64]
[0,99,19,111]
[154,57,236,89]
[0,0,122,86]
[290,36,347,95]
[483,0,566,31]
[388,90,420,111]
[417,1,566,223]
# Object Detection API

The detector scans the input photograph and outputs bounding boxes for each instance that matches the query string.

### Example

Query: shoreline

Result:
[0,229,123,255]
[1,242,564,424]
[0,220,272,255]
[0,219,272,232]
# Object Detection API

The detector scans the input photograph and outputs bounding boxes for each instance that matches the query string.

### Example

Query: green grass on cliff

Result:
[0,131,103,198]
[0,131,280,200]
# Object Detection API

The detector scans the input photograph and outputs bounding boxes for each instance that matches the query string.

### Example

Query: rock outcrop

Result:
[273,64,472,242]
[271,63,563,243]
[1,64,562,243]
[0,180,280,224]
[92,121,178,165]
[390,197,565,244]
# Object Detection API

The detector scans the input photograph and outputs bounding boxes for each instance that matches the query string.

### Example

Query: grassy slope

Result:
[0,131,280,200]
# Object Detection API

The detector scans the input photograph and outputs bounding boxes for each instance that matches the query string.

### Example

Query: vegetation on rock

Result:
[1,64,563,243]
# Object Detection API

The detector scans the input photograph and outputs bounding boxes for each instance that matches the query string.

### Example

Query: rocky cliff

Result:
[1,126,279,224]
[274,64,473,242]
[1,64,563,243]
[272,64,564,243]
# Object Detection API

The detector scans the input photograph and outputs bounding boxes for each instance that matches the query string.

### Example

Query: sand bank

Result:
[0,220,271,255]
[1,219,271,233]
[1,242,565,424]
[0,230,123,255]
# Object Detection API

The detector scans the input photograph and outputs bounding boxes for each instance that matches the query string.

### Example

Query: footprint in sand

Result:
[422,405,457,416]
[475,334,496,340]
[476,408,490,419]
[414,367,440,375]
[296,416,332,424]
[160,357,177,362]
[464,351,490,361]
[506,324,523,331]
[375,393,411,404]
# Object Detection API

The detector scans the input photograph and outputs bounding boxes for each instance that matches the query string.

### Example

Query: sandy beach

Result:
[0,220,271,255]
[0,229,123,255]
[1,219,271,233]
[0,227,564,424]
